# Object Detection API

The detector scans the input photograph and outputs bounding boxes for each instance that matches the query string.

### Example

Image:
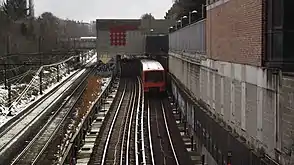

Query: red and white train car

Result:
[140,59,166,93]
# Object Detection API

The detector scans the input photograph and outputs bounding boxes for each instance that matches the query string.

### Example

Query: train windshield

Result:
[145,71,163,82]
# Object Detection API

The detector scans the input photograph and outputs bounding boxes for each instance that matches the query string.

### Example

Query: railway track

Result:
[119,77,143,165]
[148,99,180,165]
[117,79,137,165]
[89,77,148,165]
[89,79,128,165]
[102,79,135,165]
[135,78,147,165]
[10,68,94,164]
[145,97,155,165]
[0,65,94,164]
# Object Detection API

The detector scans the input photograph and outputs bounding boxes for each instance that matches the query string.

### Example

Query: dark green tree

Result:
[37,12,61,51]
[165,0,205,20]
[141,13,155,20]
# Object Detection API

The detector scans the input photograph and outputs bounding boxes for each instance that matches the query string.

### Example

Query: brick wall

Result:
[206,0,263,66]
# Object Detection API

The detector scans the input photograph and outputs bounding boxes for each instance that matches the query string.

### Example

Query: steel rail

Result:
[11,68,94,165]
[120,80,137,165]
[0,58,95,138]
[134,77,142,165]
[147,100,155,165]
[161,102,180,165]
[0,70,85,153]
[139,79,146,165]
[100,82,127,165]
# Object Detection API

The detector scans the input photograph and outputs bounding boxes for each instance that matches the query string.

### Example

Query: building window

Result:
[272,0,282,28]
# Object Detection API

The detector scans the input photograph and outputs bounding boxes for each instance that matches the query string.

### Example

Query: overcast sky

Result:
[33,0,173,22]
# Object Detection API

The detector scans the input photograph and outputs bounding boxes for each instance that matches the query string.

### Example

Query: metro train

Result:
[140,59,166,93]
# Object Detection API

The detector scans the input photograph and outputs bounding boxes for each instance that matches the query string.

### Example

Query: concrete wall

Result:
[201,146,218,165]
[168,52,285,163]
[96,19,144,60]
[97,30,144,58]
[279,76,294,164]
[96,19,175,59]
[170,80,218,165]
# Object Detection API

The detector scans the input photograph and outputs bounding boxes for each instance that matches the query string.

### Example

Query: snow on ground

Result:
[0,51,97,127]
[101,77,111,91]
[85,53,97,67]
[0,88,8,113]
[0,69,89,157]
[86,53,96,63]
[0,68,78,127]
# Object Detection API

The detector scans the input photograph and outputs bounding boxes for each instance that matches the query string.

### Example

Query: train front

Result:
[143,70,165,94]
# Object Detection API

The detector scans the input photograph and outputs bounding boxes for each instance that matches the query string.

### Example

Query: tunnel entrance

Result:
[121,58,141,78]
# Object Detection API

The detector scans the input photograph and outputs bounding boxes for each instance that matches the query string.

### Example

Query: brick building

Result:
[168,0,294,164]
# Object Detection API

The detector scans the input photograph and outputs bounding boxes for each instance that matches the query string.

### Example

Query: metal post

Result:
[227,151,232,165]
[68,64,70,74]
[56,37,58,49]
[191,135,194,150]
[176,92,178,111]
[67,37,70,50]
[184,120,187,134]
[6,35,10,54]
[40,69,43,95]
[189,12,191,24]
[4,35,10,89]
[81,54,83,64]
[38,36,42,52]
[201,155,205,165]
[74,39,76,50]
[4,63,7,89]
[74,144,78,159]
[103,94,106,117]
[8,82,11,110]
[39,36,42,65]
[202,4,205,18]
[57,64,60,82]
[181,18,183,28]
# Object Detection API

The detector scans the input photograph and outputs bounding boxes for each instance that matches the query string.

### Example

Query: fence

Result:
[169,19,206,55]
